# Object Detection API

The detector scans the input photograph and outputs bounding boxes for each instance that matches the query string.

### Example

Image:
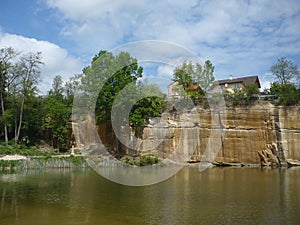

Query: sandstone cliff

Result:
[74,103,300,166]
[132,103,300,166]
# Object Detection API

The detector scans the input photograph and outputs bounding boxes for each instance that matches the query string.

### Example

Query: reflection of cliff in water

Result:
[1,167,300,225]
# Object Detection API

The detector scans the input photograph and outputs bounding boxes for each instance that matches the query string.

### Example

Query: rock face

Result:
[76,103,300,166]
[132,103,300,166]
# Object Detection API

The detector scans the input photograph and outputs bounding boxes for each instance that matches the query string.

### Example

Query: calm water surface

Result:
[0,167,299,225]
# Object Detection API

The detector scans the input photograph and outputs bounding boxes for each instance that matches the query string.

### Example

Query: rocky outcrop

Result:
[135,103,300,166]
[75,103,300,166]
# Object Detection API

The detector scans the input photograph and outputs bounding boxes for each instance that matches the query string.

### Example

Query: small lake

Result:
[0,166,299,225]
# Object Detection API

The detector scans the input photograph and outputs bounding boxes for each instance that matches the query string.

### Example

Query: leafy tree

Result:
[0,47,19,144]
[192,60,215,91]
[49,75,64,100]
[64,75,80,106]
[41,77,72,151]
[270,57,299,85]
[80,50,143,125]
[243,83,260,104]
[78,50,143,155]
[173,60,215,98]
[270,82,299,106]
[78,50,170,156]
[129,83,164,136]
[225,83,260,106]
[41,96,71,150]
[20,95,43,145]
[13,52,43,142]
[173,61,194,91]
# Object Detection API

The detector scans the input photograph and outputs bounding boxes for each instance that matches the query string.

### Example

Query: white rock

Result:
[0,154,27,161]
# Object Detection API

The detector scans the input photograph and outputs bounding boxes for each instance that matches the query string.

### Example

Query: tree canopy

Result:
[173,60,215,98]
[270,57,299,85]
[80,50,143,125]
[0,47,43,144]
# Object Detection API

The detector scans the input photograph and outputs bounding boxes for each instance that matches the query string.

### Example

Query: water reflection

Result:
[0,167,299,225]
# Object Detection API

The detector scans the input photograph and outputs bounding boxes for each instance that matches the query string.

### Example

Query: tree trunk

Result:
[0,91,8,144]
[15,97,25,143]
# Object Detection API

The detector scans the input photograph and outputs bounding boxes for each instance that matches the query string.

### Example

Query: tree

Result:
[49,75,64,100]
[173,60,215,98]
[243,83,260,104]
[41,96,71,150]
[78,50,143,156]
[270,57,299,85]
[173,61,194,90]
[192,60,215,91]
[129,83,164,136]
[225,83,260,106]
[270,82,299,106]
[0,47,19,144]
[64,75,80,106]
[80,50,143,125]
[13,52,43,143]
[41,76,72,151]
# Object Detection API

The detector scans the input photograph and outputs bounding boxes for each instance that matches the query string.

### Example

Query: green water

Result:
[0,167,299,225]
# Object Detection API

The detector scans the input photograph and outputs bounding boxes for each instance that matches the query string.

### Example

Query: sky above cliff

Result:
[1,0,300,92]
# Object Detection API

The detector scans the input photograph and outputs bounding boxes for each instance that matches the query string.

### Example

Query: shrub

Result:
[270,83,299,106]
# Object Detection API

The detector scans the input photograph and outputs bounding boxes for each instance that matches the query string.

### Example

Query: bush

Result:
[122,154,160,166]
[0,143,54,157]
[224,84,260,107]
[270,83,299,106]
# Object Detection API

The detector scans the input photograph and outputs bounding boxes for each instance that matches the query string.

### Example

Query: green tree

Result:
[173,60,215,98]
[49,75,64,100]
[78,50,143,156]
[270,57,299,85]
[129,83,164,136]
[20,95,43,145]
[225,83,260,106]
[41,77,72,151]
[173,61,193,91]
[192,60,215,91]
[13,52,43,143]
[270,82,299,106]
[243,83,260,104]
[0,47,19,144]
[64,75,80,106]
[80,50,143,125]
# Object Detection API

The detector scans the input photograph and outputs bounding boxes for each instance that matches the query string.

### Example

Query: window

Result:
[233,83,240,89]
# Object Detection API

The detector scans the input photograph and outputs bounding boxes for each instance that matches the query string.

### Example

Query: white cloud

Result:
[46,0,146,21]
[0,33,83,93]
[42,0,300,85]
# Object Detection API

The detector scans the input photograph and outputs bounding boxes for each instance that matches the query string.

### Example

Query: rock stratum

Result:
[75,103,300,166]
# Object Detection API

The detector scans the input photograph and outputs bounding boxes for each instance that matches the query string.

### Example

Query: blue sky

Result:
[1,0,300,92]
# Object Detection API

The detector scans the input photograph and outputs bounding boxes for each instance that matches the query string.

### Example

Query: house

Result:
[168,81,180,99]
[167,81,198,99]
[210,75,261,93]
[167,75,261,98]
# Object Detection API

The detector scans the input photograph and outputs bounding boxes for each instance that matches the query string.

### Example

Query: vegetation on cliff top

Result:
[172,57,300,107]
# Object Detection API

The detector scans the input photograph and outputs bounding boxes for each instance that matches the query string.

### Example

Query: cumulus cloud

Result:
[42,0,300,88]
[2,0,299,97]
[0,33,83,93]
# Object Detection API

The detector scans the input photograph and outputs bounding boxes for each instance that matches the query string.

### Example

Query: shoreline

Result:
[0,154,88,171]
[1,154,299,171]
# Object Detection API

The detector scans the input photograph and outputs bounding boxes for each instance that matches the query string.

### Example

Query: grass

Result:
[0,142,54,157]
[0,160,20,170]
[0,156,87,171]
